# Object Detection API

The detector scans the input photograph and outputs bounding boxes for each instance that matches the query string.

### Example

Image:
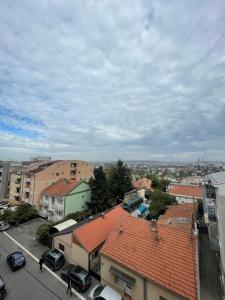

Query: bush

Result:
[148,190,176,219]
[36,223,51,245]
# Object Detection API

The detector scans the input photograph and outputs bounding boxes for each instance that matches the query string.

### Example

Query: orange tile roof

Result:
[132,178,152,190]
[101,207,198,300]
[73,205,128,253]
[168,184,202,199]
[42,178,82,197]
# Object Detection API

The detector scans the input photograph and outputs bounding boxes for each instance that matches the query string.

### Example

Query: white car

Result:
[0,221,10,231]
[89,284,122,300]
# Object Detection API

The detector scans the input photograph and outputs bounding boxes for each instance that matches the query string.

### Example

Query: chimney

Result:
[151,219,159,241]
[119,224,123,234]
[101,212,105,218]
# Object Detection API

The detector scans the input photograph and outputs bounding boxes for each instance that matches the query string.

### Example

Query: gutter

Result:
[143,277,147,300]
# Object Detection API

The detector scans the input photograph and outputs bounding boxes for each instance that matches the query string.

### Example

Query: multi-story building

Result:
[39,179,91,222]
[203,171,225,297]
[0,161,10,200]
[9,168,23,204]
[11,160,93,208]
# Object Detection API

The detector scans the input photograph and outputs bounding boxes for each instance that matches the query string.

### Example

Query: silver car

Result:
[0,221,10,231]
[89,285,122,300]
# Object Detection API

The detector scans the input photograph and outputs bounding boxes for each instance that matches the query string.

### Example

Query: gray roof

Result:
[206,171,225,185]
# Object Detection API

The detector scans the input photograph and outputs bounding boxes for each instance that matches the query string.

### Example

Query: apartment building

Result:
[203,171,225,297]
[101,203,199,300]
[19,160,93,208]
[9,168,23,204]
[0,161,10,200]
[39,179,91,222]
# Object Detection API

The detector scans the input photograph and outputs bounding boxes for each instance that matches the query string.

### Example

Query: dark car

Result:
[41,248,65,271]
[0,276,6,299]
[61,264,92,292]
[7,251,26,271]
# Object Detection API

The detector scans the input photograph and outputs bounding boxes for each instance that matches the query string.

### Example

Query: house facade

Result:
[18,160,93,208]
[168,184,203,203]
[53,205,127,278]
[39,179,91,222]
[101,204,199,300]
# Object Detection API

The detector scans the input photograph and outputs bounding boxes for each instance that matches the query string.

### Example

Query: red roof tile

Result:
[101,205,198,300]
[73,205,127,253]
[132,178,152,190]
[42,178,82,197]
[168,184,202,199]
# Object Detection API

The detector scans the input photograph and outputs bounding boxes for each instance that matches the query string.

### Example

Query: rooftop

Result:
[206,171,225,185]
[73,205,127,253]
[168,184,203,199]
[132,177,152,190]
[101,205,198,300]
[42,178,84,197]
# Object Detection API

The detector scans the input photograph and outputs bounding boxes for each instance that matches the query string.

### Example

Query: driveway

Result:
[200,231,222,300]
[5,218,101,298]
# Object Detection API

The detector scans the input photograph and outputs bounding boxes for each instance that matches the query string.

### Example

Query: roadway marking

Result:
[3,231,86,300]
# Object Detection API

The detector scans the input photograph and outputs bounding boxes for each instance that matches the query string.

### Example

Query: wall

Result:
[32,160,93,208]
[53,233,73,263]
[9,172,22,203]
[71,243,89,270]
[0,161,10,199]
[64,182,91,217]
[101,255,184,300]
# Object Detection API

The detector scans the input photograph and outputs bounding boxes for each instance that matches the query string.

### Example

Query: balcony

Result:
[15,192,20,197]
[15,183,21,187]
[40,199,49,206]
[26,178,31,183]
[25,188,30,193]
[53,204,63,211]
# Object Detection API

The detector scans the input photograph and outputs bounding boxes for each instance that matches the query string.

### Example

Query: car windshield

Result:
[93,286,104,297]
[15,256,24,263]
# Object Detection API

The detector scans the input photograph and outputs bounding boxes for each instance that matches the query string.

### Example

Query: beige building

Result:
[101,204,199,300]
[53,206,127,278]
[9,169,23,204]
[9,160,93,208]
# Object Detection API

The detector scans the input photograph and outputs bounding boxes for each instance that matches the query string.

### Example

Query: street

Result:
[0,231,79,300]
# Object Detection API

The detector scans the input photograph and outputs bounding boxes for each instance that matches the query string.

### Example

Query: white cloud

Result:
[0,0,225,161]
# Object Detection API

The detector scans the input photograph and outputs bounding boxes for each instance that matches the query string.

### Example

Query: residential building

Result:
[132,177,152,191]
[203,171,225,297]
[52,205,127,278]
[20,160,93,208]
[101,203,199,300]
[0,161,10,200]
[39,179,91,222]
[9,168,23,204]
[168,184,203,203]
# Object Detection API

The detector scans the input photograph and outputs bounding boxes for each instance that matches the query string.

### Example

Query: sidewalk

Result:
[200,231,222,300]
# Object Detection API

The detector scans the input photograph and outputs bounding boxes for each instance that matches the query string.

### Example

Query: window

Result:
[52,197,55,204]
[59,243,64,252]
[56,172,59,176]
[115,275,132,289]
[91,250,98,260]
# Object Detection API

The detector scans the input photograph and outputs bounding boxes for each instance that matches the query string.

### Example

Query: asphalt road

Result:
[0,232,80,300]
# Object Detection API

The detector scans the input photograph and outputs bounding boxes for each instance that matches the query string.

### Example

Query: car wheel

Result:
[74,285,80,292]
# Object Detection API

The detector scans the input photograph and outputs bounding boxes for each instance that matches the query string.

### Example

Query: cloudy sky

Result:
[0,0,225,162]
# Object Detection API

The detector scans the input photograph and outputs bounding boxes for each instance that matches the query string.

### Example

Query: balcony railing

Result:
[53,204,63,211]
[39,210,48,218]
[40,199,49,206]
[26,178,31,182]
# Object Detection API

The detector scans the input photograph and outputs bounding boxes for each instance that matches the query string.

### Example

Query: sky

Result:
[0,0,225,162]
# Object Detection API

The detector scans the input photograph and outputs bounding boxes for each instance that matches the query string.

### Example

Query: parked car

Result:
[0,221,10,231]
[7,251,26,271]
[41,248,65,271]
[89,285,122,300]
[0,276,6,299]
[61,264,92,292]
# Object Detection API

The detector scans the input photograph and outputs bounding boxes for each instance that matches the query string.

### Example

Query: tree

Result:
[148,190,176,219]
[87,166,109,212]
[108,159,133,201]
[147,174,170,191]
[36,223,51,245]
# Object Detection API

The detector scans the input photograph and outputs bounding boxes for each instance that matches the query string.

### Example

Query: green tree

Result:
[36,223,51,245]
[87,166,109,212]
[108,159,133,200]
[148,190,176,219]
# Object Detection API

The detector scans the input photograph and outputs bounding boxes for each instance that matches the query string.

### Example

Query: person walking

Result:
[66,278,72,296]
[39,257,44,272]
